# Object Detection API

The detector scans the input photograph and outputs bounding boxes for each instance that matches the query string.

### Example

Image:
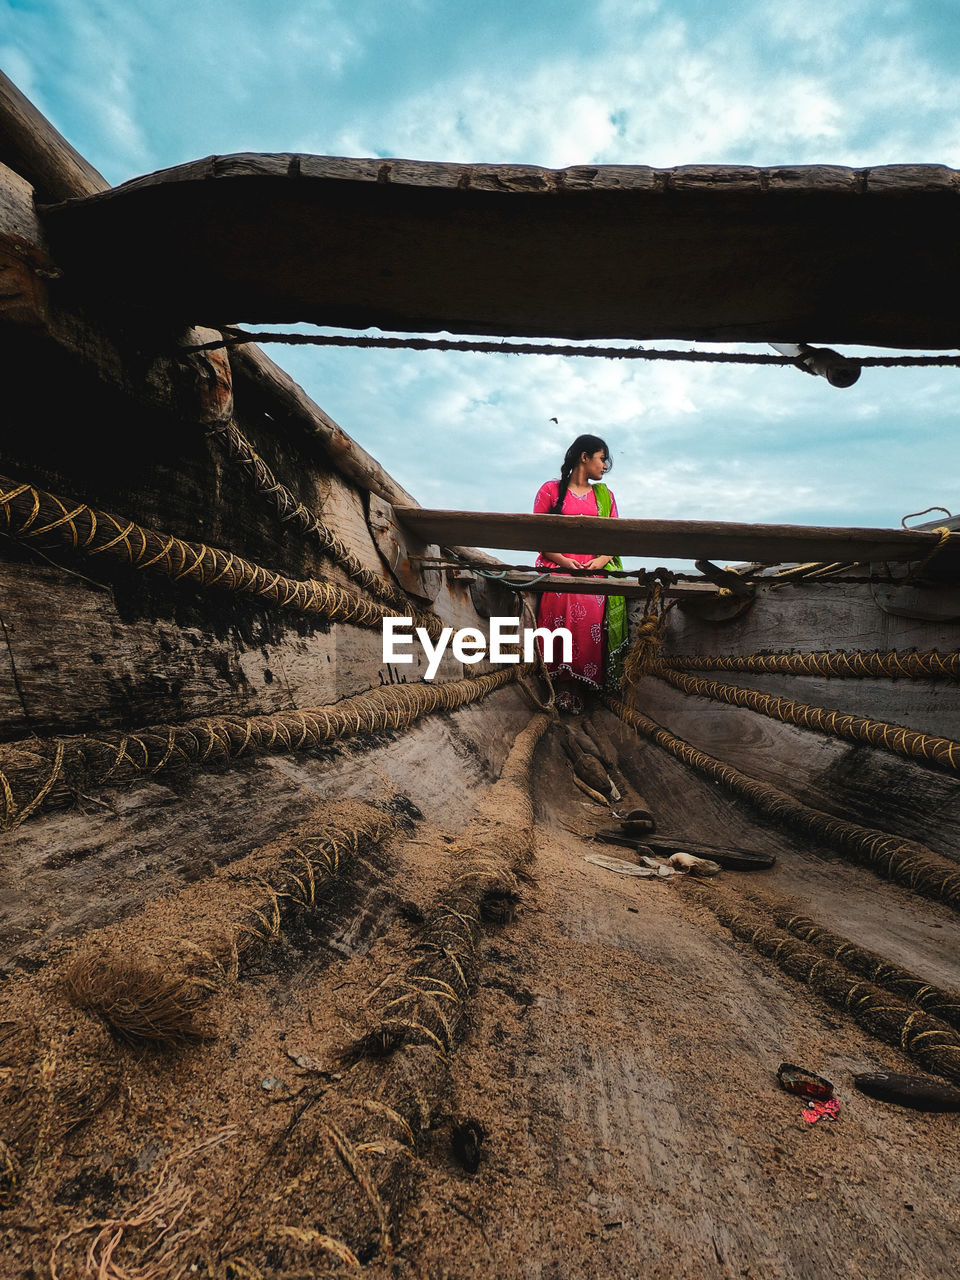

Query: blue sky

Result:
[2,1,959,560]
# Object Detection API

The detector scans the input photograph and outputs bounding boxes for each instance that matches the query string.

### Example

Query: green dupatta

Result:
[593,482,628,689]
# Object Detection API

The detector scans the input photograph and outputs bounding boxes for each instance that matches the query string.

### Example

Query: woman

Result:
[533,434,626,712]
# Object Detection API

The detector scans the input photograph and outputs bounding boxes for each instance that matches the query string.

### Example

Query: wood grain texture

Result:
[630,677,960,862]
[659,581,960,658]
[0,69,107,202]
[0,687,532,970]
[39,154,960,346]
[395,508,957,565]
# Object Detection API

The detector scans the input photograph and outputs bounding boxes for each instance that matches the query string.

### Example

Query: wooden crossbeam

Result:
[39,153,960,347]
[489,575,719,598]
[394,508,960,566]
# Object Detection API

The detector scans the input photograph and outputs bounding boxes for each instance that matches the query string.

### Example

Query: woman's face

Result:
[582,449,609,481]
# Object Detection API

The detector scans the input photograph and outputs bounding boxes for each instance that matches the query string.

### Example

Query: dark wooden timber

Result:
[39,153,960,346]
[0,69,108,202]
[495,574,718,598]
[394,507,960,566]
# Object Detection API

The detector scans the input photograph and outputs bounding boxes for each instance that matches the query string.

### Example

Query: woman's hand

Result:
[542,553,581,571]
[584,556,612,571]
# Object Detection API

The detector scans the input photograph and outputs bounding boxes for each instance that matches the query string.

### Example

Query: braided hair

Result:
[551,434,612,513]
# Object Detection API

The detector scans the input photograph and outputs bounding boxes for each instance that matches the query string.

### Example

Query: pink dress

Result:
[533,480,619,689]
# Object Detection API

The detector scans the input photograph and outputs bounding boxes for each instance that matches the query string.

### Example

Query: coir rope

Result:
[207,421,442,638]
[661,648,960,681]
[0,476,408,633]
[606,697,960,913]
[0,665,528,830]
[655,666,960,776]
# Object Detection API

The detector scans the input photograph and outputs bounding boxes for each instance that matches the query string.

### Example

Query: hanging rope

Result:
[605,697,960,912]
[187,328,960,368]
[621,581,672,687]
[0,665,529,830]
[206,420,443,638]
[660,647,960,681]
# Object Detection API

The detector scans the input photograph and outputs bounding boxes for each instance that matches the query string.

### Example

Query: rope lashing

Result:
[0,476,409,633]
[0,665,529,830]
[621,581,671,686]
[902,525,953,583]
[660,648,960,680]
[207,421,442,638]
[697,889,960,1084]
[740,894,960,1031]
[187,328,960,369]
[653,666,960,776]
[357,712,549,1063]
[605,697,960,913]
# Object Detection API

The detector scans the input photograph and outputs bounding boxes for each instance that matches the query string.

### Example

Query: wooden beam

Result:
[0,69,108,201]
[496,575,718,598]
[393,508,960,567]
[40,153,960,346]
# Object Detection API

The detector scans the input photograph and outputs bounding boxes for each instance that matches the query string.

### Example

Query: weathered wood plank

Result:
[659,581,960,658]
[0,688,531,970]
[630,676,960,861]
[0,69,107,201]
[657,669,960,741]
[38,154,960,346]
[594,708,960,991]
[395,508,958,565]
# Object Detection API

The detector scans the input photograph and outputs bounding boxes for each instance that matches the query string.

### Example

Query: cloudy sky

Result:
[2,1,959,564]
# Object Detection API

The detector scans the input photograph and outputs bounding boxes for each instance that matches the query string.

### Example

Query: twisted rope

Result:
[621,581,671,686]
[741,893,960,1031]
[0,665,528,830]
[699,889,960,1084]
[0,476,406,632]
[606,697,960,912]
[207,421,442,638]
[358,712,549,1061]
[661,648,960,681]
[655,666,960,775]
[189,329,960,368]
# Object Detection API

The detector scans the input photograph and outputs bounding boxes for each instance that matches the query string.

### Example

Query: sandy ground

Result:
[2,709,960,1279]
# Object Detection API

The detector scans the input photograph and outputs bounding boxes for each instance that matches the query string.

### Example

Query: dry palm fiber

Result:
[0,665,526,830]
[654,665,960,777]
[606,697,960,914]
[739,889,960,1032]
[695,886,960,1084]
[58,802,394,1043]
[207,420,443,638]
[221,715,550,1271]
[0,1009,120,1185]
[62,952,212,1045]
[0,473,417,633]
[353,712,550,1064]
[662,647,960,681]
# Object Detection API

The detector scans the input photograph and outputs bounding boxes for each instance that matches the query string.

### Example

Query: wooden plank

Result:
[497,574,718,598]
[630,676,960,863]
[393,507,959,565]
[39,154,960,346]
[0,69,108,201]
